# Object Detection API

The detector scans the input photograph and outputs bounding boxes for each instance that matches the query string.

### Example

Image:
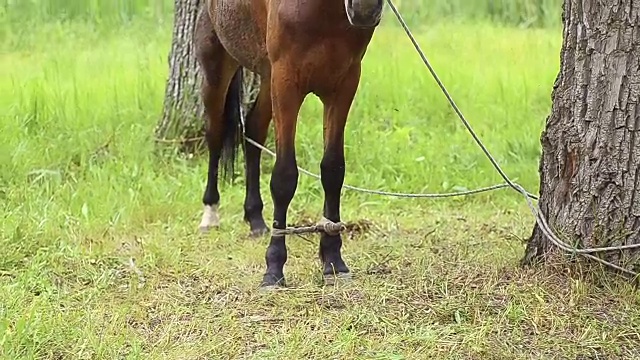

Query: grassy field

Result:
[1,0,562,28]
[2,3,640,359]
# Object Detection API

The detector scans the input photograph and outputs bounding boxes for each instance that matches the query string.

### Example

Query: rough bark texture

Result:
[156,0,205,151]
[523,0,640,272]
[155,0,260,153]
[240,70,261,121]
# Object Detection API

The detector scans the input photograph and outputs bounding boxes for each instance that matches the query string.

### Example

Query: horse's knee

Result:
[270,157,299,197]
[320,153,345,190]
[320,153,345,175]
[272,167,298,188]
[269,156,298,229]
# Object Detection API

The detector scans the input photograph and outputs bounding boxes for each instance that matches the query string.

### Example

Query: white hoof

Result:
[198,205,220,232]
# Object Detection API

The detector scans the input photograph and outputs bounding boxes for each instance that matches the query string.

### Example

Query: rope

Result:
[244,137,512,198]
[271,218,345,237]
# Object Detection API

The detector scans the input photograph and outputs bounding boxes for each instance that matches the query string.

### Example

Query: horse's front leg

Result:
[260,63,305,288]
[317,64,362,284]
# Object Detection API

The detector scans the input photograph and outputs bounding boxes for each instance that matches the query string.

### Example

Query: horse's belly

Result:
[210,0,269,75]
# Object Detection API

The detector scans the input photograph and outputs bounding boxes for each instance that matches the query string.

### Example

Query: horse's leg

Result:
[260,64,305,288]
[195,9,241,232]
[317,64,362,283]
[242,79,272,237]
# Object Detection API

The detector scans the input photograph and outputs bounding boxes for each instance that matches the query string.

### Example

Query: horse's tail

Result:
[219,67,244,182]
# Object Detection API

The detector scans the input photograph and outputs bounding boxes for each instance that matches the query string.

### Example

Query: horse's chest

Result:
[307,40,361,72]
[297,38,368,94]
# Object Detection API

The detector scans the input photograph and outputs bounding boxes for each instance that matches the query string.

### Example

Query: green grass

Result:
[0,0,562,29]
[2,11,640,360]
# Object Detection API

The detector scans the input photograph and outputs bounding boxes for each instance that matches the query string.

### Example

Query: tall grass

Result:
[1,0,562,29]
[1,0,169,24]
[392,0,562,27]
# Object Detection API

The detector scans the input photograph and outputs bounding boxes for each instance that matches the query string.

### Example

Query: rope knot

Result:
[269,217,346,237]
[316,217,345,236]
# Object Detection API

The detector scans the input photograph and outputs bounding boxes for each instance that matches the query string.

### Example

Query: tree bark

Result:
[156,0,205,153]
[155,0,260,154]
[523,0,640,274]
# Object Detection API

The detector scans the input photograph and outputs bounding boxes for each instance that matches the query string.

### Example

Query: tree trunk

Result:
[155,0,260,154]
[522,0,640,274]
[155,0,205,153]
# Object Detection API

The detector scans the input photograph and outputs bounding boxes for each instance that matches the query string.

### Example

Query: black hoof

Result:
[260,273,286,289]
[249,226,270,238]
[323,272,353,286]
[246,217,269,238]
[259,284,287,293]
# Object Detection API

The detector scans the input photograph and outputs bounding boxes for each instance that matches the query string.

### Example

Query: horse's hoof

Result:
[249,226,270,238]
[198,224,217,233]
[259,284,287,293]
[323,272,353,286]
[260,273,286,289]
[199,205,220,233]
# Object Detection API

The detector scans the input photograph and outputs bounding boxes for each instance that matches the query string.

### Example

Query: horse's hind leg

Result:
[242,79,272,237]
[195,8,241,232]
[317,64,362,284]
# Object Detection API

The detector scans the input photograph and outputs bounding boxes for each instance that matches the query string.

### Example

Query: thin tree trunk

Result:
[522,0,640,274]
[156,0,261,154]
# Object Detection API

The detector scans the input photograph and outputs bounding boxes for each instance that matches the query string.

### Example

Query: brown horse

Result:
[195,0,383,287]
